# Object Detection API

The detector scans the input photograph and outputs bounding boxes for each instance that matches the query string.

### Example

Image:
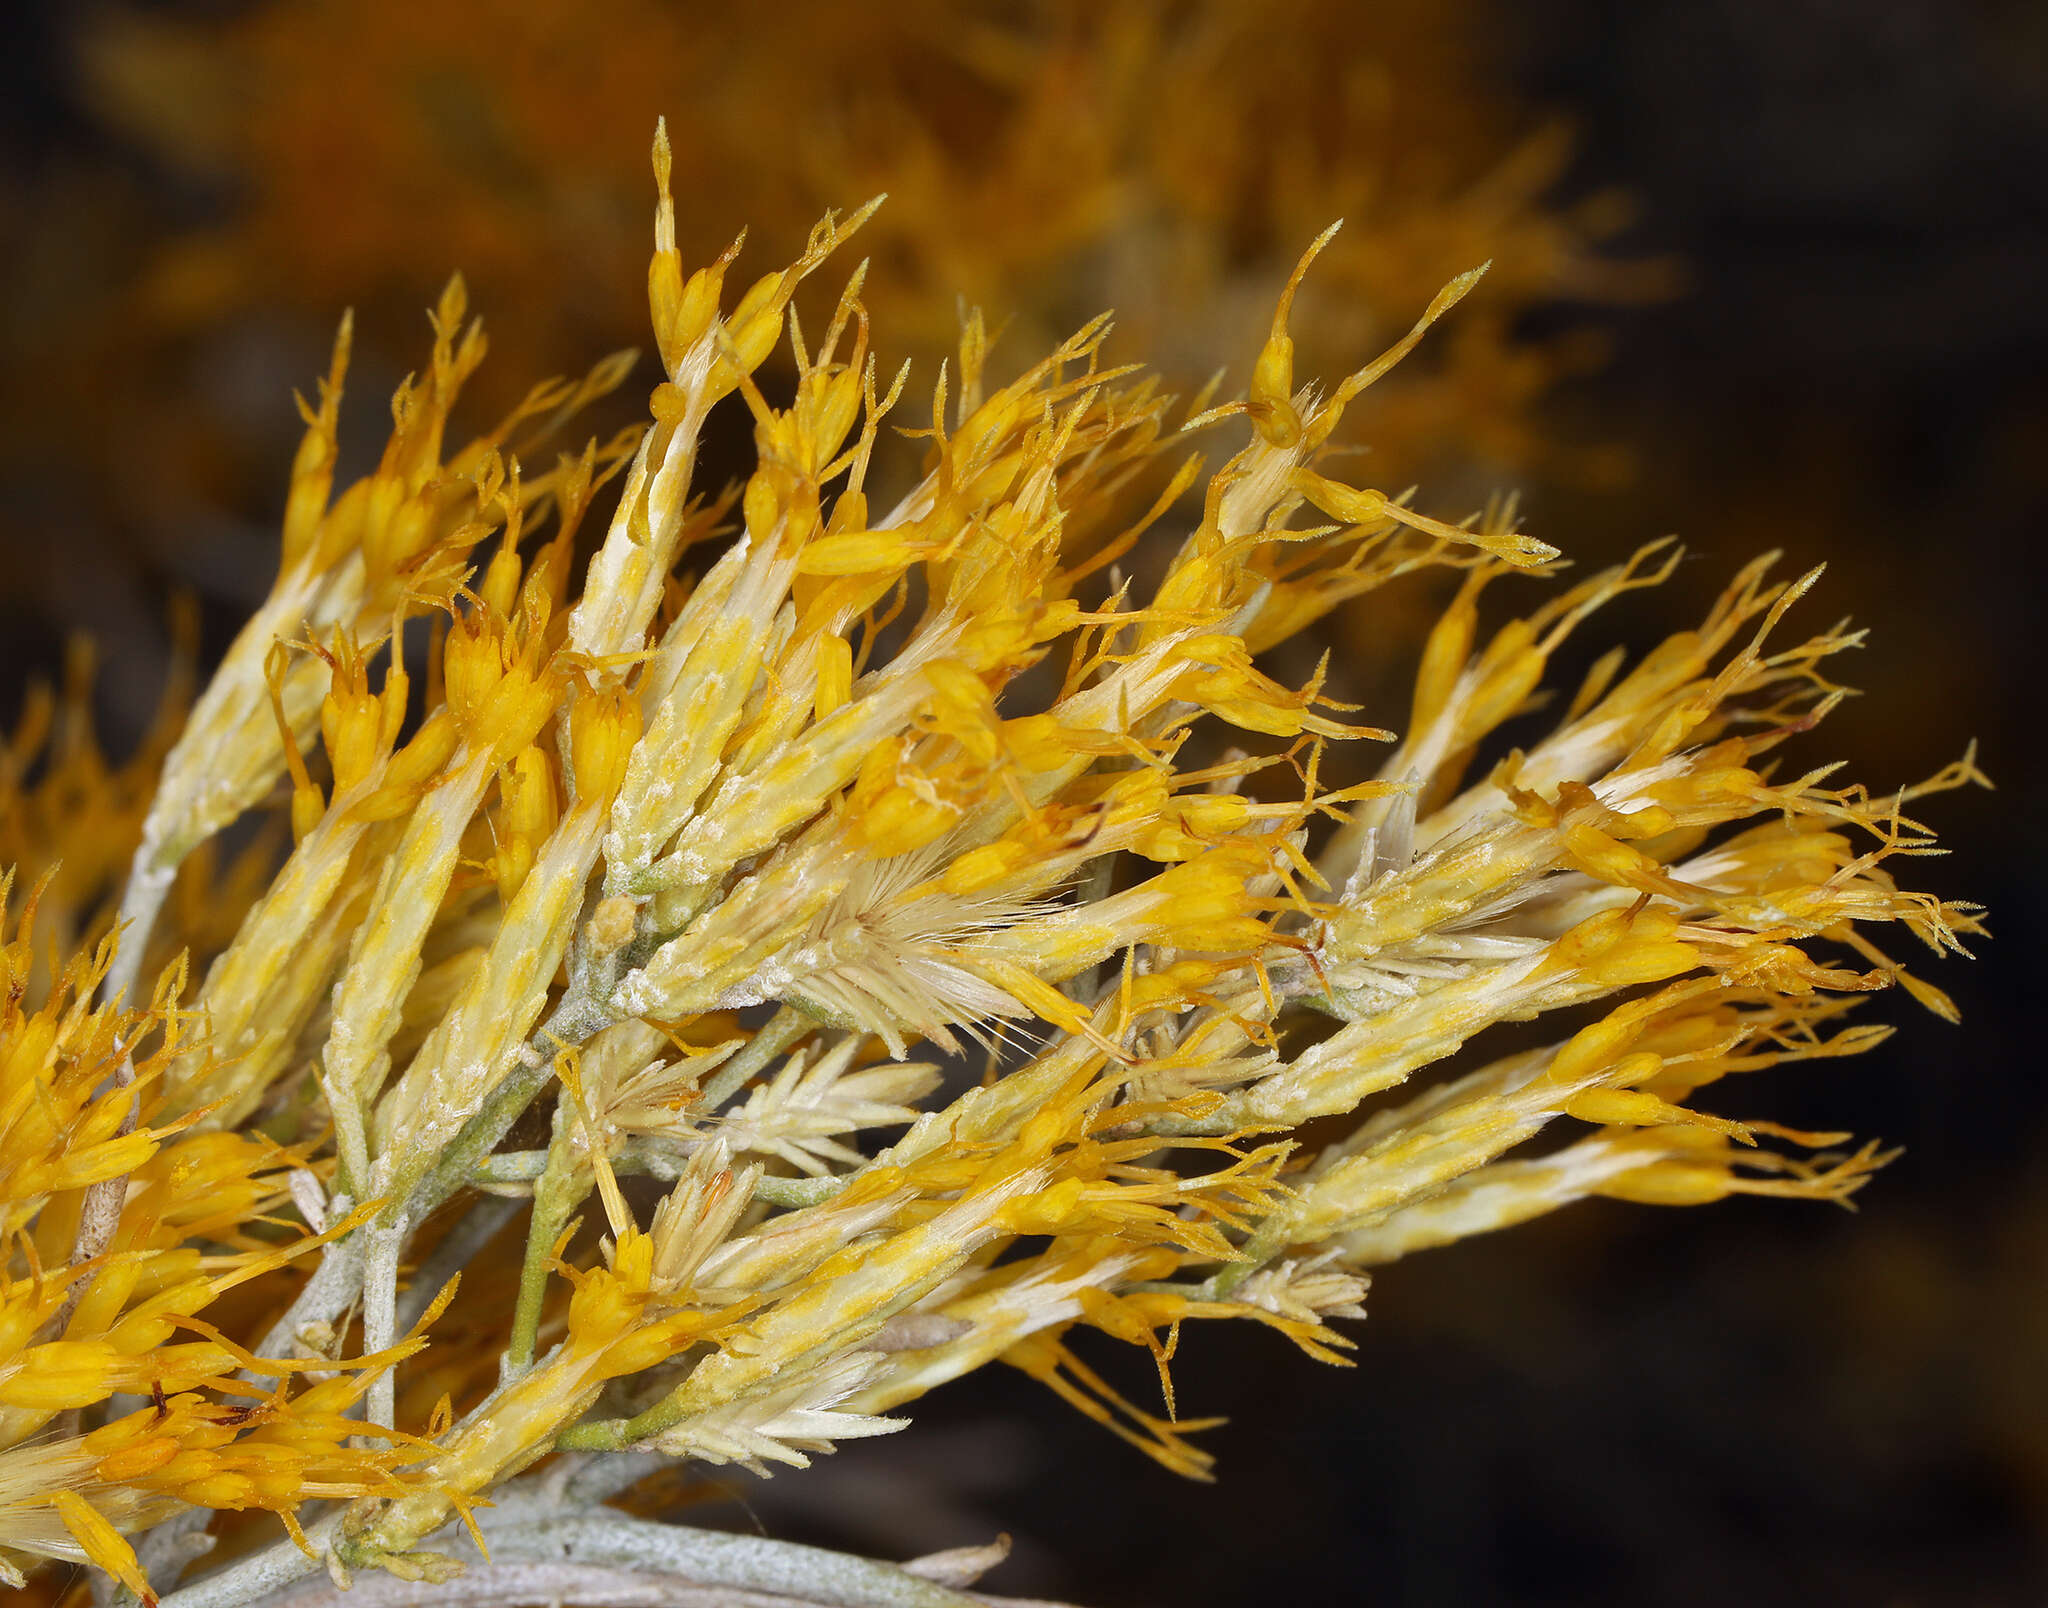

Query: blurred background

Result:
[3,1,2043,1602]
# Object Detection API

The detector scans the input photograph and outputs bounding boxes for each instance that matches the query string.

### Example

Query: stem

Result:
[242,1560,1074,1608]
[360,1508,997,1608]
[753,1173,847,1208]
[233,989,623,1398]
[498,1510,998,1608]
[476,1149,843,1208]
[471,1150,551,1186]
[402,989,619,1225]
[379,985,625,1392]
[321,1069,373,1204]
[103,849,179,1008]
[505,1115,587,1376]
[1203,1213,1294,1301]
[552,1394,686,1453]
[360,1218,407,1429]
[696,1005,812,1112]
[131,1509,217,1600]
[73,841,185,1303]
[156,1513,338,1608]
[544,1449,668,1508]
[251,1562,862,1608]
[245,1195,363,1372]
[54,1021,155,1334]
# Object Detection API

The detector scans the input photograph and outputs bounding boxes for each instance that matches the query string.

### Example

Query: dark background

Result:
[4,2,2044,1603]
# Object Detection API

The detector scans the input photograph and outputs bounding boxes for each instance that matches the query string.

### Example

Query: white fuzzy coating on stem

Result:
[215,1505,1077,1608]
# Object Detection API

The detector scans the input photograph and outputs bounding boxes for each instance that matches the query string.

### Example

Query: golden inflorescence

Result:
[1,114,1982,1607]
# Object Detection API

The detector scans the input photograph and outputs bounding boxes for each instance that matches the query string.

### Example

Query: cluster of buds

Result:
[0,876,439,1596]
[0,119,1978,1606]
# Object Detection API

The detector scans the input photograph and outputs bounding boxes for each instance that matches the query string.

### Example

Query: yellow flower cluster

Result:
[0,879,437,1598]
[0,122,1979,1606]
